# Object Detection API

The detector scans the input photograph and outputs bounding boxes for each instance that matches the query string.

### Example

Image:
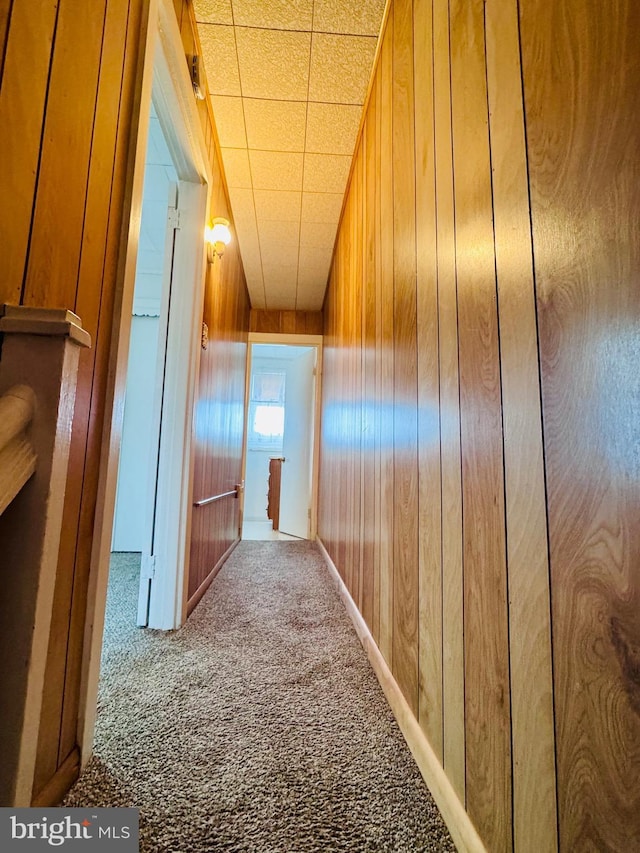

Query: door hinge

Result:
[140,554,156,580]
[167,207,182,229]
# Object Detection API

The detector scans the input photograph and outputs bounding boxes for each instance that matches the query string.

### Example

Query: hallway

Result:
[64,543,455,852]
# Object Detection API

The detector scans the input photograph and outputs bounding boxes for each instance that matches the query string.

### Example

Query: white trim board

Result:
[315,536,487,853]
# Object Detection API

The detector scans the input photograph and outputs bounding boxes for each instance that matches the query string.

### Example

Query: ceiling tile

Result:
[296,289,324,311]
[260,243,299,271]
[221,148,251,187]
[309,33,377,105]
[250,150,303,191]
[233,213,260,256]
[247,290,267,311]
[243,99,307,152]
[263,263,298,290]
[240,252,264,288]
[247,281,267,309]
[227,187,256,229]
[258,220,300,249]
[296,278,327,311]
[301,192,343,223]
[236,28,311,101]
[299,245,334,274]
[198,25,240,96]
[306,102,362,154]
[232,0,313,29]
[303,152,351,193]
[313,0,386,36]
[193,0,233,24]
[299,220,337,249]
[238,233,261,264]
[211,96,247,147]
[267,294,297,310]
[297,265,328,288]
[254,189,301,222]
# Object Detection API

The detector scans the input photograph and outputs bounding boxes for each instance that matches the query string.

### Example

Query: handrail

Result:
[0,385,36,453]
[0,384,37,516]
[193,487,238,508]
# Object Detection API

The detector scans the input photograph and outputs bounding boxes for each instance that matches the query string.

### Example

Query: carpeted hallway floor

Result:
[64,541,456,852]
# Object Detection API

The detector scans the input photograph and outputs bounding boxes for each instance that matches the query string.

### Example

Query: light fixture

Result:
[205,217,231,262]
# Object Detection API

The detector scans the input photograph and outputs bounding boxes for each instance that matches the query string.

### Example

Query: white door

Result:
[137,182,180,626]
[279,347,316,539]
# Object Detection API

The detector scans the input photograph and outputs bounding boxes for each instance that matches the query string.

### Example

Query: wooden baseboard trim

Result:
[187,537,239,615]
[316,537,486,853]
[31,747,81,807]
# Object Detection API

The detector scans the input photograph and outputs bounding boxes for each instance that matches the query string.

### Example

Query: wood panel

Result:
[188,211,249,602]
[361,114,377,635]
[23,0,107,309]
[377,13,395,668]
[249,309,323,335]
[391,0,419,717]
[520,1,640,850]
[485,0,558,849]
[319,0,638,849]
[432,0,465,804]
[450,0,512,848]
[0,0,13,79]
[35,0,138,795]
[0,0,59,305]
[414,0,443,760]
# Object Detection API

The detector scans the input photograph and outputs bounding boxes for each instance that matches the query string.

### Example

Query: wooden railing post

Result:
[0,305,91,807]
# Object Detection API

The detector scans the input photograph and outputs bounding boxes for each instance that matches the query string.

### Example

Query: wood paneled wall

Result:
[520,2,640,850]
[0,0,151,805]
[0,0,249,805]
[318,0,640,850]
[188,149,249,608]
[249,309,323,336]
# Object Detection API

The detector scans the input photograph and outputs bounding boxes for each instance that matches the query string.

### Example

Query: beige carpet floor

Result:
[64,541,456,852]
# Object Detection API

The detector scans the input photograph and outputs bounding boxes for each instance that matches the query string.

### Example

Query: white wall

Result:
[243,345,315,535]
[243,450,272,520]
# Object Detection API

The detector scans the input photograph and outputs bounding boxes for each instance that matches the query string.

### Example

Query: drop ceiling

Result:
[193,0,387,311]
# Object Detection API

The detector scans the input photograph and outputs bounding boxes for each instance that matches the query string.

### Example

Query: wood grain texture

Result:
[0,0,58,305]
[23,0,107,308]
[361,116,377,636]
[520,0,640,849]
[267,458,283,530]
[249,309,323,335]
[351,145,363,612]
[413,0,443,760]
[0,0,13,80]
[377,13,395,668]
[432,0,465,805]
[34,0,134,796]
[485,1,558,850]
[450,1,512,847]
[188,186,249,604]
[391,0,419,717]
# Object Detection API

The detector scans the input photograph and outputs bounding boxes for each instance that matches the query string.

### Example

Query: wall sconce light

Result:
[205,217,231,262]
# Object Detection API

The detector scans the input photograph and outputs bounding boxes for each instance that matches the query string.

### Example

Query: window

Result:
[248,370,285,450]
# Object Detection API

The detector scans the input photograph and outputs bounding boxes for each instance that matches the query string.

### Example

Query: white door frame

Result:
[243,333,323,539]
[79,0,213,761]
